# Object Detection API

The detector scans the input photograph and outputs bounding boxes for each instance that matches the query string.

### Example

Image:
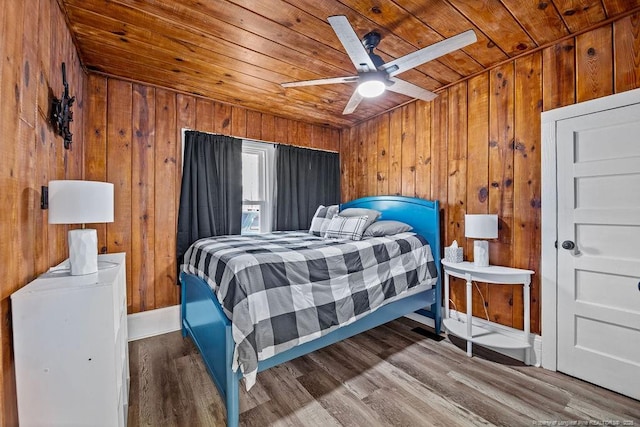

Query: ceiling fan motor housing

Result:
[362,31,385,68]
[362,30,381,50]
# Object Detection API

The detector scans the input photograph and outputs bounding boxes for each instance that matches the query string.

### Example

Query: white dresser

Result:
[12,253,129,427]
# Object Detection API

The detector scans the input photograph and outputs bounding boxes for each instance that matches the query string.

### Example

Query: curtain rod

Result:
[181,128,339,154]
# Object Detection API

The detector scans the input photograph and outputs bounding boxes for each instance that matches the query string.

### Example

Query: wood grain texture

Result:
[447,0,536,55]
[401,103,416,197]
[445,82,467,248]
[366,119,378,197]
[614,12,640,92]
[466,73,490,319]
[445,82,468,314]
[57,0,640,127]
[393,0,508,68]
[513,52,542,331]
[131,84,156,313]
[107,79,134,310]
[576,24,614,102]
[127,321,640,426]
[154,88,179,308]
[84,74,108,253]
[542,40,576,110]
[500,0,570,45]
[0,0,86,423]
[430,91,448,207]
[552,0,607,33]
[388,108,403,197]
[414,100,431,201]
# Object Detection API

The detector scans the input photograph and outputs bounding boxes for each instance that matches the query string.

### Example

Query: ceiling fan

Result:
[281,15,477,115]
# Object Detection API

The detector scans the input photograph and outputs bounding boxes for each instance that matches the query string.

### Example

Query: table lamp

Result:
[465,214,498,267]
[48,180,114,275]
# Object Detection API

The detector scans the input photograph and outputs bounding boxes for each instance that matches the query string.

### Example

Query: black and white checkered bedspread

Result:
[181,231,438,388]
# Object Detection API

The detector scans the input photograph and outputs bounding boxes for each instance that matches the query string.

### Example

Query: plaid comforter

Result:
[181,231,438,389]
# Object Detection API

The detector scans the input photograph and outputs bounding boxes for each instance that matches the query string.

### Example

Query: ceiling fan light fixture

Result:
[357,79,385,98]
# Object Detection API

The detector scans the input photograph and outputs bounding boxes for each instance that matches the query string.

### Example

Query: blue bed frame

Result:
[180,196,442,427]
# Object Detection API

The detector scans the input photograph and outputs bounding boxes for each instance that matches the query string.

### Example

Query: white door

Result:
[556,103,640,400]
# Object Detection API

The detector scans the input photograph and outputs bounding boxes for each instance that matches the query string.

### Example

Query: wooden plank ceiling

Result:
[60,0,640,128]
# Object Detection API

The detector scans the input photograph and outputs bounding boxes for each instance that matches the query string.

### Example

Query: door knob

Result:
[561,240,575,250]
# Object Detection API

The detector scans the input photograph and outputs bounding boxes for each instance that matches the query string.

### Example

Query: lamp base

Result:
[68,229,98,275]
[473,240,490,267]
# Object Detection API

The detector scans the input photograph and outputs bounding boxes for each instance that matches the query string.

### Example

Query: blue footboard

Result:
[181,274,240,422]
[181,272,440,427]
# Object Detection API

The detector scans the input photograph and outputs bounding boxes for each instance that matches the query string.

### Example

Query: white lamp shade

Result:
[48,180,114,224]
[465,214,498,239]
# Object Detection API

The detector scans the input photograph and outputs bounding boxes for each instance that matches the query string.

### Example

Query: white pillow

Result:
[324,215,369,241]
[309,205,339,236]
[339,207,381,231]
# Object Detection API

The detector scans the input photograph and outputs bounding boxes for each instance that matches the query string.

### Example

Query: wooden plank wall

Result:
[85,74,341,315]
[340,12,640,335]
[0,0,86,424]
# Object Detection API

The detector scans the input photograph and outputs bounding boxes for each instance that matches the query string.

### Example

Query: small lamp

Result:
[48,180,114,275]
[465,214,498,267]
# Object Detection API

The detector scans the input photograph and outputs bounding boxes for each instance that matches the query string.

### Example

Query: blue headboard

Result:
[340,195,442,278]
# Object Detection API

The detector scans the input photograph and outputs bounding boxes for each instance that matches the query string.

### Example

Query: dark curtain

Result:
[176,131,243,265]
[273,145,340,231]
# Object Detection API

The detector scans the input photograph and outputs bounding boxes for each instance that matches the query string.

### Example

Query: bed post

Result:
[434,272,442,335]
[225,322,240,427]
[180,279,187,338]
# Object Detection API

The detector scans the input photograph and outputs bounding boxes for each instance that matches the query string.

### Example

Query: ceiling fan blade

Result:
[281,76,358,88]
[343,89,364,114]
[327,15,376,73]
[386,77,438,102]
[381,30,477,77]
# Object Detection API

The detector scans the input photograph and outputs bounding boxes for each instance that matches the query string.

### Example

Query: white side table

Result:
[441,260,534,365]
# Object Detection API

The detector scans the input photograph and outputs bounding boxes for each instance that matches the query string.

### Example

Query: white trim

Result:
[445,310,542,366]
[540,87,640,371]
[127,305,181,342]
[181,127,187,171]
[541,118,558,371]
[242,140,276,233]
[541,87,640,123]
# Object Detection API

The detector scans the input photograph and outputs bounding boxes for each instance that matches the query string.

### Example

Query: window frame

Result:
[241,140,275,234]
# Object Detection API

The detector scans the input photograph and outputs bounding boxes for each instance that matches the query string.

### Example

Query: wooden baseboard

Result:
[127,305,181,342]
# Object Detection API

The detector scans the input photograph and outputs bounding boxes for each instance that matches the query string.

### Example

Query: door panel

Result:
[573,121,640,162]
[577,174,640,208]
[556,102,640,400]
[576,270,640,314]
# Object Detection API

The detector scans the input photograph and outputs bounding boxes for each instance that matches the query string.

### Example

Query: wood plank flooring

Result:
[127,318,640,426]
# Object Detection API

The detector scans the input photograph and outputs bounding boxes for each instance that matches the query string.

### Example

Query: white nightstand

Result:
[441,260,534,364]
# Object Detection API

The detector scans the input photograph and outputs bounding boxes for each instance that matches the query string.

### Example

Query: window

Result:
[242,140,275,234]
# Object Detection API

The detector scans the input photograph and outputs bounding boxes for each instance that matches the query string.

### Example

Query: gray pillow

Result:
[339,207,381,231]
[363,220,413,237]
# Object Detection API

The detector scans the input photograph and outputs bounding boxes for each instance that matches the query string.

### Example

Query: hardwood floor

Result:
[127,318,640,426]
